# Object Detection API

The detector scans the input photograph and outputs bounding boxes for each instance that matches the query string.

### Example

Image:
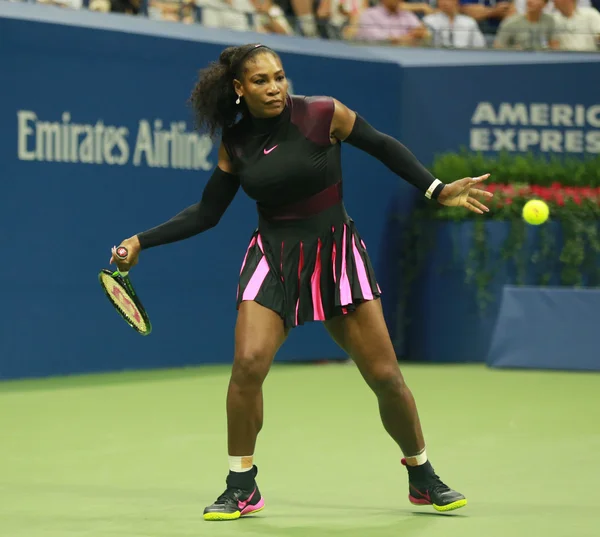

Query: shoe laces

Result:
[428,473,452,495]
[215,487,246,505]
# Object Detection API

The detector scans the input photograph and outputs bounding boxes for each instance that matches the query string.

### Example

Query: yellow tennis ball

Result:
[522,199,549,225]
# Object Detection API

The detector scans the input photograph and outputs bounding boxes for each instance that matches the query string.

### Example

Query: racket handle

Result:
[115,246,129,277]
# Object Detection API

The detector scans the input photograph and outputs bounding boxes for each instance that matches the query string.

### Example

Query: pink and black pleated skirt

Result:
[236,201,381,328]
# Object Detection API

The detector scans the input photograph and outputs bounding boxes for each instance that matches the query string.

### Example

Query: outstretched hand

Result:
[109,236,141,272]
[437,174,494,214]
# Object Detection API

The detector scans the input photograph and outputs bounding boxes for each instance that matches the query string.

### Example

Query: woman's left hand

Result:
[437,174,494,214]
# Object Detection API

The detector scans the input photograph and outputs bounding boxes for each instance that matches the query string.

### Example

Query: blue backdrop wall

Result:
[0,4,407,379]
[1,3,599,379]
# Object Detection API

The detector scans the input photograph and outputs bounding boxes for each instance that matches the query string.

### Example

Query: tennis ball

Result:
[522,199,549,225]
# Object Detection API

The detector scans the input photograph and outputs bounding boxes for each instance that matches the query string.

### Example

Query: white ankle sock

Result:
[404,448,427,467]
[229,455,254,473]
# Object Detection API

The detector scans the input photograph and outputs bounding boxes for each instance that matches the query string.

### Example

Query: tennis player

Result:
[110,43,492,520]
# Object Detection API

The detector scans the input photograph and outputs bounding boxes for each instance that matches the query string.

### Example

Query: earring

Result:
[236,96,241,105]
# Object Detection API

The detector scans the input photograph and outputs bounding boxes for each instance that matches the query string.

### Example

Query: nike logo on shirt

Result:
[263,145,278,155]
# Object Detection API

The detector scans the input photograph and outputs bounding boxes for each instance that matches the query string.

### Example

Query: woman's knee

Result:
[364,364,406,397]
[231,347,273,388]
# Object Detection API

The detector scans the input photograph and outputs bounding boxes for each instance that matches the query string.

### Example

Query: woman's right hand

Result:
[110,235,141,272]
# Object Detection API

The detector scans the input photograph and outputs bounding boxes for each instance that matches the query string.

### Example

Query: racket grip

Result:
[115,246,129,277]
[115,246,128,260]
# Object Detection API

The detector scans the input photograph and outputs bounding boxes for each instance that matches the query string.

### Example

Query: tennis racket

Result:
[98,246,152,336]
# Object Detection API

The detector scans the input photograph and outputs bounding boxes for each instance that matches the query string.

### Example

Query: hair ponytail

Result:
[188,44,279,139]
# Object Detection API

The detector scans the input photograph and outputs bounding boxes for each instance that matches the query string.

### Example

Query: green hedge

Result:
[399,150,600,315]
[430,149,600,188]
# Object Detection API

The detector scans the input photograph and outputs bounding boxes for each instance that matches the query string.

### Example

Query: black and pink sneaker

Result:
[401,458,467,512]
[203,465,265,521]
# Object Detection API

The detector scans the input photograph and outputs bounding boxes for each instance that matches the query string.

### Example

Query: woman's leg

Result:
[324,299,425,456]
[227,301,289,456]
[204,300,289,521]
[324,299,467,512]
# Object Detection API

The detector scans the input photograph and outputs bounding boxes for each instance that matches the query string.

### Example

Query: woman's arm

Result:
[136,142,241,250]
[330,98,445,199]
[330,98,493,213]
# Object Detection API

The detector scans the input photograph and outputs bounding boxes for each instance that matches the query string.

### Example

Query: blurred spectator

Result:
[460,0,514,37]
[37,0,83,8]
[316,0,369,39]
[110,0,141,13]
[89,0,111,9]
[295,0,320,35]
[149,0,196,22]
[552,0,600,50]
[275,0,319,35]
[402,0,437,16]
[351,0,430,44]
[422,0,486,46]
[494,0,559,48]
[512,0,591,15]
[149,0,294,32]
[252,0,296,32]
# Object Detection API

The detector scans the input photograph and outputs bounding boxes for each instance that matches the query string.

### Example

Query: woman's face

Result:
[234,53,288,118]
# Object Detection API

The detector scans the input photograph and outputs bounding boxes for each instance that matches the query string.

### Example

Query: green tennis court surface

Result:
[1,363,599,537]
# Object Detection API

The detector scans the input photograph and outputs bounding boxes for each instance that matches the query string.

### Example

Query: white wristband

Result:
[425,179,443,200]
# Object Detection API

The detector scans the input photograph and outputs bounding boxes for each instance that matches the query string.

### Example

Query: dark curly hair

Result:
[189,44,281,140]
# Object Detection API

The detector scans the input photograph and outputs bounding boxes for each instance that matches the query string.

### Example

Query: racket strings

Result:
[99,272,148,332]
